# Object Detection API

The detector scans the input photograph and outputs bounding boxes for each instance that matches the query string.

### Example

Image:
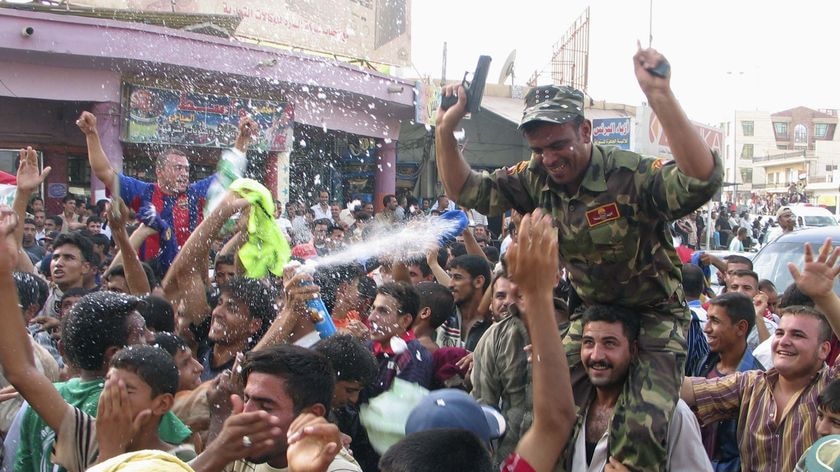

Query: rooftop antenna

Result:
[648,0,653,47]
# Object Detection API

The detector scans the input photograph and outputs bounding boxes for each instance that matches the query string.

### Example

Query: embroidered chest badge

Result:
[585,203,621,227]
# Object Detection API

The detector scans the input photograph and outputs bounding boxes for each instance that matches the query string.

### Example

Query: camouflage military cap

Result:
[519,85,585,129]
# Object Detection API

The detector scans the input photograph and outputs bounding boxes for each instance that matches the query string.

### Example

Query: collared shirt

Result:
[697,347,764,472]
[458,145,724,306]
[691,363,839,472]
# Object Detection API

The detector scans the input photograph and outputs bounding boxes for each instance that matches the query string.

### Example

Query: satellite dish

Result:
[498,49,516,85]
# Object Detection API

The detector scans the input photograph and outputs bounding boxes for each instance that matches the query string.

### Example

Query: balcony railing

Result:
[752,150,815,163]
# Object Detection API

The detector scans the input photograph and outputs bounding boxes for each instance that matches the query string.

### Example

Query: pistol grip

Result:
[647,59,671,78]
[440,93,459,111]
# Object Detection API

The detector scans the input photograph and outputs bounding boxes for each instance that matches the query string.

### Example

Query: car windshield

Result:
[752,241,840,295]
[802,216,838,227]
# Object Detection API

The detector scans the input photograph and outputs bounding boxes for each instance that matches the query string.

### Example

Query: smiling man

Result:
[682,240,840,472]
[696,292,764,471]
[436,47,722,471]
[571,304,711,471]
[199,277,275,382]
[77,112,256,275]
[364,282,433,399]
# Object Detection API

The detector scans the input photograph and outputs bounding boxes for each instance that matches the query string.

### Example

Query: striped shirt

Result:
[691,363,840,472]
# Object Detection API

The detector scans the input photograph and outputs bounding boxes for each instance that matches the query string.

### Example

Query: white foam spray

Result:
[304,217,461,270]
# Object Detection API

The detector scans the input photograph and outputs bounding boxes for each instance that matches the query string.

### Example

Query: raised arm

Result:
[426,245,451,286]
[0,207,68,432]
[508,210,574,471]
[434,86,474,201]
[253,271,318,351]
[788,239,840,336]
[162,192,249,325]
[633,44,714,180]
[234,117,258,154]
[77,112,117,190]
[107,198,151,295]
[12,147,49,274]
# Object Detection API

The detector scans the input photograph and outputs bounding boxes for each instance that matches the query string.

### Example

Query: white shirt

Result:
[571,399,712,472]
[311,204,333,222]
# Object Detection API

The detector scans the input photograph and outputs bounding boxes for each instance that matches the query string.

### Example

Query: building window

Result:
[741,121,754,136]
[774,122,789,138]
[67,155,91,187]
[740,144,754,159]
[740,168,753,184]
[794,123,808,148]
[816,123,829,138]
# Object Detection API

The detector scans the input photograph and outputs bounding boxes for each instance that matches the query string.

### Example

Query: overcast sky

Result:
[410,0,839,125]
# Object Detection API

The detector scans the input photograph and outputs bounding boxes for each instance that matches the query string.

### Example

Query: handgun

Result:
[647,59,671,78]
[440,55,492,115]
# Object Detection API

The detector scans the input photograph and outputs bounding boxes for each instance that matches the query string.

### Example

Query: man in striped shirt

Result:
[681,239,840,472]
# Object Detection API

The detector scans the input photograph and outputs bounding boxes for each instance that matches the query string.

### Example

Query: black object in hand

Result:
[647,59,671,78]
[440,55,492,115]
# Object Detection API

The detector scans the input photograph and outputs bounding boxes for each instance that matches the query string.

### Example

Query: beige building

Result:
[726,107,840,212]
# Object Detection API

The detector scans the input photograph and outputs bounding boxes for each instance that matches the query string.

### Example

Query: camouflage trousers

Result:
[560,291,689,472]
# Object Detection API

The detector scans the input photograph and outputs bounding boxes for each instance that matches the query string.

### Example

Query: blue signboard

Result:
[592,118,631,150]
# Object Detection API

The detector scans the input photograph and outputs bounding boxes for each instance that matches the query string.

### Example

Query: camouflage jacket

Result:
[457,145,724,306]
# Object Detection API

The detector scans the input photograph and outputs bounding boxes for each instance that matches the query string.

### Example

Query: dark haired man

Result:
[412,281,455,353]
[682,240,840,472]
[200,276,275,382]
[471,270,531,467]
[436,47,722,470]
[43,232,94,318]
[439,254,492,351]
[365,282,433,398]
[697,292,764,471]
[21,218,45,264]
[194,344,362,472]
[375,194,401,225]
[572,304,711,470]
[316,335,380,472]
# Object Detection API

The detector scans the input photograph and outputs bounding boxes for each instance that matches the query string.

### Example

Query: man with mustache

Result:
[681,239,840,472]
[574,304,711,471]
[437,46,723,471]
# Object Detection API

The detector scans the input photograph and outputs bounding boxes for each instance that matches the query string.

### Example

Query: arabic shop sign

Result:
[592,118,631,150]
[124,83,294,152]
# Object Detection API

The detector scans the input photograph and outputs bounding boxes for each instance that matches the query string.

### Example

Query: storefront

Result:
[0,7,416,213]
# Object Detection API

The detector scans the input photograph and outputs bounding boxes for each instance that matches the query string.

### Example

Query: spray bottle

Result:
[284,261,336,339]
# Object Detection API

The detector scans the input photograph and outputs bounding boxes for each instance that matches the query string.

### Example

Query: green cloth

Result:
[15,378,191,472]
[229,178,291,278]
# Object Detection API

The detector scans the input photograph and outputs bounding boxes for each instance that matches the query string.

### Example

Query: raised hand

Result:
[16,147,51,193]
[788,239,840,300]
[633,41,671,98]
[286,413,342,472]
[506,209,558,298]
[75,111,97,136]
[0,206,18,273]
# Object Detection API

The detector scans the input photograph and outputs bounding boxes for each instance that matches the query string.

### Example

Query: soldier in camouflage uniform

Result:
[435,47,723,471]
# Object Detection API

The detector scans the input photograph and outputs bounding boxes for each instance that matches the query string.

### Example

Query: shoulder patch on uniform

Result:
[585,203,621,227]
[507,160,529,175]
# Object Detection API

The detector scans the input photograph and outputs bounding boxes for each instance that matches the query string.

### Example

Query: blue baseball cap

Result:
[404,389,506,446]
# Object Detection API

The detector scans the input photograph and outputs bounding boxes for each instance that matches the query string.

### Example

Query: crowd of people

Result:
[0,45,837,472]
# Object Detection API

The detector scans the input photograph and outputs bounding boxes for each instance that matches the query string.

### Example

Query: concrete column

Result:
[90,101,123,200]
[373,139,396,213]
